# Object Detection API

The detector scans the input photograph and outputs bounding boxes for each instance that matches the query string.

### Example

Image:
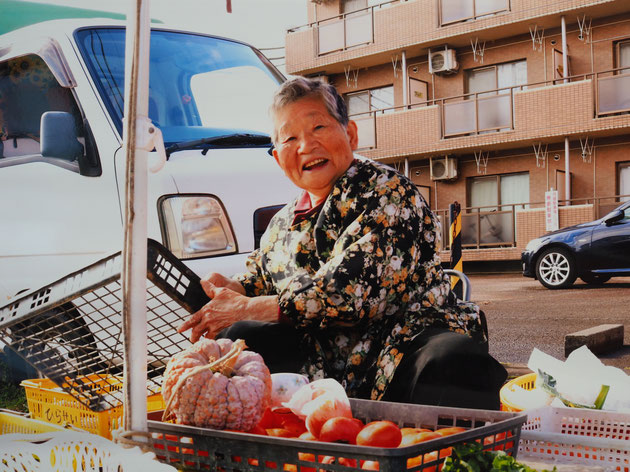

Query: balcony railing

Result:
[439,0,510,26]
[433,194,630,250]
[595,67,630,116]
[442,89,515,137]
[348,67,630,149]
[287,1,400,56]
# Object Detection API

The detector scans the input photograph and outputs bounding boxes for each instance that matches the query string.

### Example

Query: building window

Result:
[620,161,630,202]
[467,60,527,95]
[618,40,630,71]
[469,172,529,210]
[342,0,382,13]
[440,0,509,26]
[443,60,526,137]
[462,172,529,246]
[346,85,394,117]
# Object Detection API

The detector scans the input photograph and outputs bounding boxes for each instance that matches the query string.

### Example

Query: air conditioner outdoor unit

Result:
[430,156,457,181]
[429,48,459,75]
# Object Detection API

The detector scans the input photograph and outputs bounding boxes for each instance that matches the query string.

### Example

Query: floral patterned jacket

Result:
[235,158,485,400]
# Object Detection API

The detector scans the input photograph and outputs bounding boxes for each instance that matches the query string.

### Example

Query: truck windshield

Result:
[75,27,283,144]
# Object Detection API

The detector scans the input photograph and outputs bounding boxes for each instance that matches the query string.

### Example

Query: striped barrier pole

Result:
[449,201,463,299]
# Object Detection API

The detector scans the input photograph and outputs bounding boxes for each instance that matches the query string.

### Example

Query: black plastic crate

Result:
[148,398,527,472]
[0,239,209,412]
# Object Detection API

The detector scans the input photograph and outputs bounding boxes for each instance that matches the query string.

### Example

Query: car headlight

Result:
[159,195,237,259]
[525,237,546,253]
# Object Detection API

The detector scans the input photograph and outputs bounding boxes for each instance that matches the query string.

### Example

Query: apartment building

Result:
[284,0,630,264]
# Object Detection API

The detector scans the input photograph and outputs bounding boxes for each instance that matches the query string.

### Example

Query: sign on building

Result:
[545,189,559,231]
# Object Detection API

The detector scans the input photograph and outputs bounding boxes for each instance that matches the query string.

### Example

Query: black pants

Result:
[218,321,506,410]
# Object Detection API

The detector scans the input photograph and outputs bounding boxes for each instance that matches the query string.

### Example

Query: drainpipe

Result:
[402,50,408,108]
[561,16,568,84]
[561,16,570,203]
[404,157,409,178]
[565,137,571,202]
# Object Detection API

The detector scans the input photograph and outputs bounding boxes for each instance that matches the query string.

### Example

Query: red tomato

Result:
[401,427,433,436]
[258,407,283,429]
[361,460,380,470]
[274,409,308,436]
[266,428,298,438]
[318,417,364,444]
[356,421,402,448]
[483,431,514,451]
[406,451,443,472]
[435,427,466,437]
[247,424,268,435]
[320,456,357,468]
[298,431,317,441]
[399,431,441,447]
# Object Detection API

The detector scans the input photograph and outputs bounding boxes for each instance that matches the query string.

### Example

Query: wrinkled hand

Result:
[178,283,251,342]
[201,272,246,295]
[178,275,279,343]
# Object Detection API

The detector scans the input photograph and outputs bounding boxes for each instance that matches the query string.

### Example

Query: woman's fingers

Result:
[178,288,248,342]
[177,310,202,333]
[190,313,212,343]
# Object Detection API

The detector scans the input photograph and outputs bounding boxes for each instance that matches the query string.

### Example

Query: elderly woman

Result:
[179,77,506,408]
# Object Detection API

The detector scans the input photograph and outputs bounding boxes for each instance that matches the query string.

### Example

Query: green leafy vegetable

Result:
[441,442,557,472]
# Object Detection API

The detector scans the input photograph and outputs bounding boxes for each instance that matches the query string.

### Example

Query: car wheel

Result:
[580,274,611,285]
[535,248,577,289]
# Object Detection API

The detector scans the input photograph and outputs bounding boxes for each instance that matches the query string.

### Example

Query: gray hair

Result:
[270,77,348,144]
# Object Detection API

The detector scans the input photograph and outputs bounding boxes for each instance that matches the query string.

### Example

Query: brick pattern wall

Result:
[438,204,595,261]
[286,0,618,75]
[357,81,630,162]
[516,204,594,250]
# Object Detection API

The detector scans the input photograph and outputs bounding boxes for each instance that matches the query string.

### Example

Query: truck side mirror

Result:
[40,111,84,161]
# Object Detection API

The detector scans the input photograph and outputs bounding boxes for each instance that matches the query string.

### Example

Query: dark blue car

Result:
[521,201,630,289]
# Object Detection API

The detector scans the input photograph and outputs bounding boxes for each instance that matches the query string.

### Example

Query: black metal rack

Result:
[0,239,209,412]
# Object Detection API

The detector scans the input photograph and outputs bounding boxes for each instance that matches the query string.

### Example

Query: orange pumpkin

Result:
[162,338,272,431]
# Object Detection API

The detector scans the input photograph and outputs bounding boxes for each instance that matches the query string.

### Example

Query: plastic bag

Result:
[282,378,353,437]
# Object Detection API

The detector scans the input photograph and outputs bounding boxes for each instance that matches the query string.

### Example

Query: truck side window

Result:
[0,55,83,159]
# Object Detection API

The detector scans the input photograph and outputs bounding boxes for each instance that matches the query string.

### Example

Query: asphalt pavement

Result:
[467,273,630,374]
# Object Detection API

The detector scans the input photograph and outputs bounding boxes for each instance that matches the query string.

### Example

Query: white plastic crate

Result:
[519,406,630,472]
[0,430,177,472]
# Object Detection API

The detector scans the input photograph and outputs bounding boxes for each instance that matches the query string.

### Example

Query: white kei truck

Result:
[0,19,297,377]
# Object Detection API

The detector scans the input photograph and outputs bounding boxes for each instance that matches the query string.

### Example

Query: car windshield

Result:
[75,27,283,144]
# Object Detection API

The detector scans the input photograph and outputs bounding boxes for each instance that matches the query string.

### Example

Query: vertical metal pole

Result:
[404,157,409,178]
[564,137,571,202]
[561,15,568,84]
[449,202,462,299]
[122,0,151,437]
[402,50,408,109]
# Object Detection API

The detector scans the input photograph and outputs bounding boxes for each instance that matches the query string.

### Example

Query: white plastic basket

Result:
[519,406,630,472]
[0,430,177,472]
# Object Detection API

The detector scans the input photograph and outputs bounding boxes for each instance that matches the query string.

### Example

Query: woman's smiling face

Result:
[272,97,358,205]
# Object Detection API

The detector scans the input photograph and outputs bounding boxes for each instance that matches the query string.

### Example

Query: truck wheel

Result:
[7,302,109,383]
[535,248,576,289]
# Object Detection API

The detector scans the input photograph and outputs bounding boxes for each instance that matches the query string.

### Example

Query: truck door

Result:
[0,53,121,298]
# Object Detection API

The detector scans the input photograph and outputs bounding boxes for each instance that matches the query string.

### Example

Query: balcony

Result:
[352,69,630,159]
[440,0,510,26]
[285,0,622,76]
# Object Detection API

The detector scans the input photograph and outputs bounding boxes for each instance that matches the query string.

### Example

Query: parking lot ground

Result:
[467,273,630,376]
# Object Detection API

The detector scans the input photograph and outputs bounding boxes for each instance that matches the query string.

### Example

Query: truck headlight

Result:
[159,195,237,259]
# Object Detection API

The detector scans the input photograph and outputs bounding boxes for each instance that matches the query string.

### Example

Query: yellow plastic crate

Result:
[500,372,537,412]
[20,376,164,439]
[0,410,70,434]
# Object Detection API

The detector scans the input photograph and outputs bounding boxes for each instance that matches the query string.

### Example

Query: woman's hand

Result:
[201,272,246,295]
[178,282,279,343]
